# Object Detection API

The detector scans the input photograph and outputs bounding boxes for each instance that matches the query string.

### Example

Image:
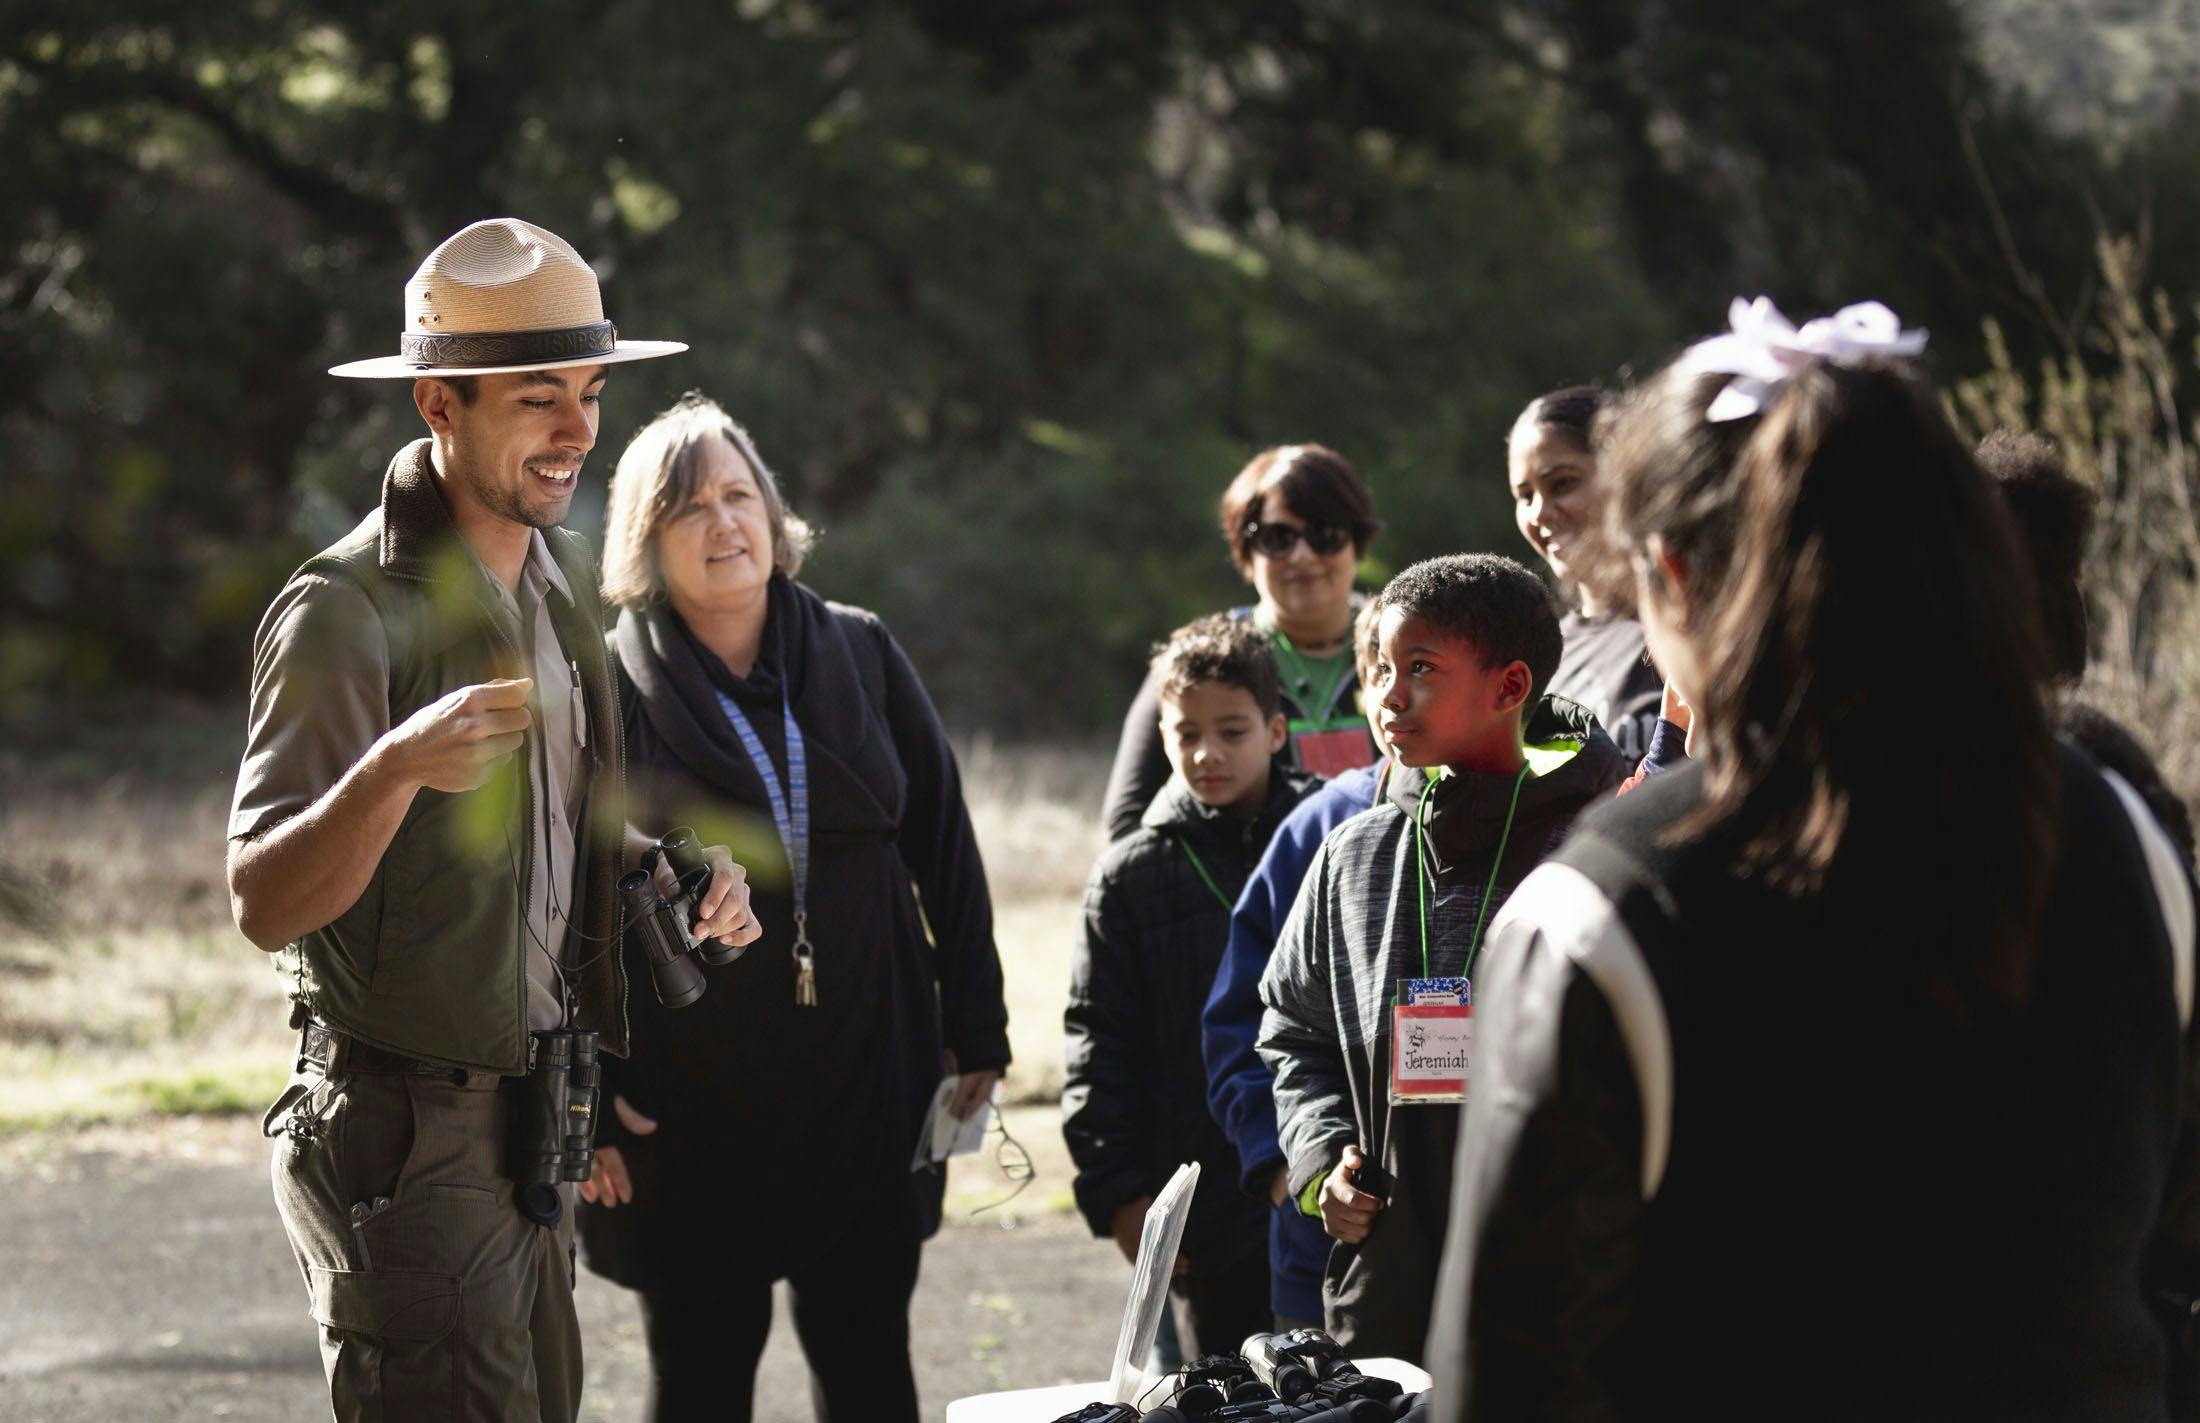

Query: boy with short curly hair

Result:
[1256,554,1628,1359]
[1064,614,1321,1356]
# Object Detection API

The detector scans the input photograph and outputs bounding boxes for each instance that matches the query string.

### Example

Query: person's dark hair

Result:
[1218,445,1382,573]
[1352,596,1384,686]
[1977,429,2093,684]
[1374,554,1564,703]
[1150,614,1283,719]
[1599,357,2057,1002]
[1512,385,1604,451]
[435,375,482,406]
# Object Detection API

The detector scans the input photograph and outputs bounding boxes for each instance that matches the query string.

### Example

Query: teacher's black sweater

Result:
[580,577,1009,1287]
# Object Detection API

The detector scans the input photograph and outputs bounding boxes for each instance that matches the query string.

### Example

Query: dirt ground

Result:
[0,1112,1132,1423]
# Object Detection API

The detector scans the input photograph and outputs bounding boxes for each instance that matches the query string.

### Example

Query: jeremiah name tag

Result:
[1392,976,1473,1104]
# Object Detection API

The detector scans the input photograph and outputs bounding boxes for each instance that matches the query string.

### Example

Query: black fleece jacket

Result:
[579,578,1009,1288]
[1432,745,2200,1422]
[1064,767,1321,1272]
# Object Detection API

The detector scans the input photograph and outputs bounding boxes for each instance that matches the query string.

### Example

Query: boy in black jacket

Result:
[1064,615,1321,1356]
[1256,554,1626,1360]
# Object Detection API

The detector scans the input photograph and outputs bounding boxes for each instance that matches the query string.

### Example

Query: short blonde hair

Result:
[602,392,816,609]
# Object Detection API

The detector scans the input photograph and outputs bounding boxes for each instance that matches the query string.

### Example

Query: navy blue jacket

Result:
[1202,760,1386,1321]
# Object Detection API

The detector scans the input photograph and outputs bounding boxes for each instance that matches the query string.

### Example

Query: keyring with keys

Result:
[792,911,817,1007]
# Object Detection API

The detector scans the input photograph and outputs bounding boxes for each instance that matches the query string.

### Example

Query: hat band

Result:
[400,320,618,369]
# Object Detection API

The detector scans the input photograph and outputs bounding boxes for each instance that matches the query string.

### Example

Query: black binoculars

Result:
[1137,1397,1389,1423]
[507,1026,601,1188]
[618,826,734,1009]
[1345,1160,1393,1205]
[1239,1331,1402,1411]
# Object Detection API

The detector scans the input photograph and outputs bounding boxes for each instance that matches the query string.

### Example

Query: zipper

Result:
[600,639,631,1051]
[466,580,534,1071]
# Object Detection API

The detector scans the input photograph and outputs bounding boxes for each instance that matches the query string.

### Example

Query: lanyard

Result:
[1177,837,1234,913]
[1414,763,1530,980]
[1266,626,1355,727]
[712,686,817,1006]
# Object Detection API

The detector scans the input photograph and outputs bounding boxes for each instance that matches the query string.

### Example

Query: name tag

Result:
[1392,977,1472,1104]
[1293,726,1374,779]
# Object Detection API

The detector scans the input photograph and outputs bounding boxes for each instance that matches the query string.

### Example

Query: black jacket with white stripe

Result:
[1429,743,2200,1423]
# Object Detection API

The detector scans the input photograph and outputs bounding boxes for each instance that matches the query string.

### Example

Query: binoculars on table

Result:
[1045,1333,1411,1423]
[617,826,734,1009]
[1239,1330,1403,1413]
[507,1026,601,1187]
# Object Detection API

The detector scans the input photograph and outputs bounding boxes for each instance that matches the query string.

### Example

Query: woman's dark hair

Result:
[1977,429,2093,683]
[1512,385,1604,451]
[1375,554,1564,703]
[1218,444,1382,572]
[1599,357,2058,1002]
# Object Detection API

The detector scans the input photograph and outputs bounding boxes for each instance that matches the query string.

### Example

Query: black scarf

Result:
[614,575,905,847]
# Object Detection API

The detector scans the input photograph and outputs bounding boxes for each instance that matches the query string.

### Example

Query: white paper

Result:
[910,1073,995,1169]
[1105,1162,1200,1404]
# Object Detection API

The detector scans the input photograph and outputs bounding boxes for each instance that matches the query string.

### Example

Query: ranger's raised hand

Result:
[387,677,534,792]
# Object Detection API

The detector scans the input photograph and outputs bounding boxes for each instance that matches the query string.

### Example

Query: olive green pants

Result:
[270,1063,581,1422]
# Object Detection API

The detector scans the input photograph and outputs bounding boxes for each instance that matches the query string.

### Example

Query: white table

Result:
[946,1358,1433,1423]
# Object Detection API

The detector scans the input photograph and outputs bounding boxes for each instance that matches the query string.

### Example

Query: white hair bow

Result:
[1676,297,1929,422]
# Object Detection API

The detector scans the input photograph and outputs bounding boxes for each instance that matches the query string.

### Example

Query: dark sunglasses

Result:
[1242,520,1354,558]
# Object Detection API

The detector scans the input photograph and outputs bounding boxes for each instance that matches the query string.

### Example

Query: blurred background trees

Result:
[7,0,2199,735]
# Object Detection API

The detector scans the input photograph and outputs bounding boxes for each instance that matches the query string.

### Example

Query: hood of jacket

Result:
[1384,694,1629,875]
[1141,764,1323,852]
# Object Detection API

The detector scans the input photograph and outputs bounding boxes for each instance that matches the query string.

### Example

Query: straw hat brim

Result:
[328,339,688,380]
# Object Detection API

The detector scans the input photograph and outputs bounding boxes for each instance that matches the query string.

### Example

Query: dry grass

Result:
[0,707,1102,1148]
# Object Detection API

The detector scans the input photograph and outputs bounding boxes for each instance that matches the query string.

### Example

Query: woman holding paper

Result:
[577,393,1011,1423]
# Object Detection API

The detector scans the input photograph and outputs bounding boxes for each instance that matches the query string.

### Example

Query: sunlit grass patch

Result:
[0,926,295,1134]
[0,1048,292,1135]
[0,719,1102,1198]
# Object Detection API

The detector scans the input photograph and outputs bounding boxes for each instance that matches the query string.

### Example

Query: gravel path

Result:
[1,1115,1126,1422]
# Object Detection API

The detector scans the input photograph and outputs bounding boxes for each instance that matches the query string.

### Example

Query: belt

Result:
[298,1020,472,1083]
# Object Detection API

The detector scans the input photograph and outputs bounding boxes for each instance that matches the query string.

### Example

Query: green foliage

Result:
[2,1,2188,731]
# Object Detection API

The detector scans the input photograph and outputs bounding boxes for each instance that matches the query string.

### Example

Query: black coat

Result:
[1063,769,1320,1272]
[1430,746,2200,1421]
[578,577,1010,1288]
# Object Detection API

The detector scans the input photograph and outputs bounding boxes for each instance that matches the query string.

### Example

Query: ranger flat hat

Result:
[329,217,686,378]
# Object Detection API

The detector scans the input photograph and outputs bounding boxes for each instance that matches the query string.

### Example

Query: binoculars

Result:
[1240,1331,1402,1411]
[1345,1160,1393,1206]
[618,826,735,1009]
[507,1026,601,1188]
[1045,1336,1410,1423]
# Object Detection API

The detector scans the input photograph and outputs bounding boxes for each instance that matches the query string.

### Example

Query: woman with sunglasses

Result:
[1509,386,1665,763]
[1100,444,1383,842]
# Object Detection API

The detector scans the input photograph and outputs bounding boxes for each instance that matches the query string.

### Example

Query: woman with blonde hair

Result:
[576,392,1010,1423]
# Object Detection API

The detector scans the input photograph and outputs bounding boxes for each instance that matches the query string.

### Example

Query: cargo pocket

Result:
[308,1264,461,1423]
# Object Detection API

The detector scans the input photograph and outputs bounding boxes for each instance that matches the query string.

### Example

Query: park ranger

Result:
[226,217,761,1422]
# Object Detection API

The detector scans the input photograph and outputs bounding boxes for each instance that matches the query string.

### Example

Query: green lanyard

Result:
[1178,837,1235,912]
[1414,763,1531,980]
[1263,623,1355,727]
